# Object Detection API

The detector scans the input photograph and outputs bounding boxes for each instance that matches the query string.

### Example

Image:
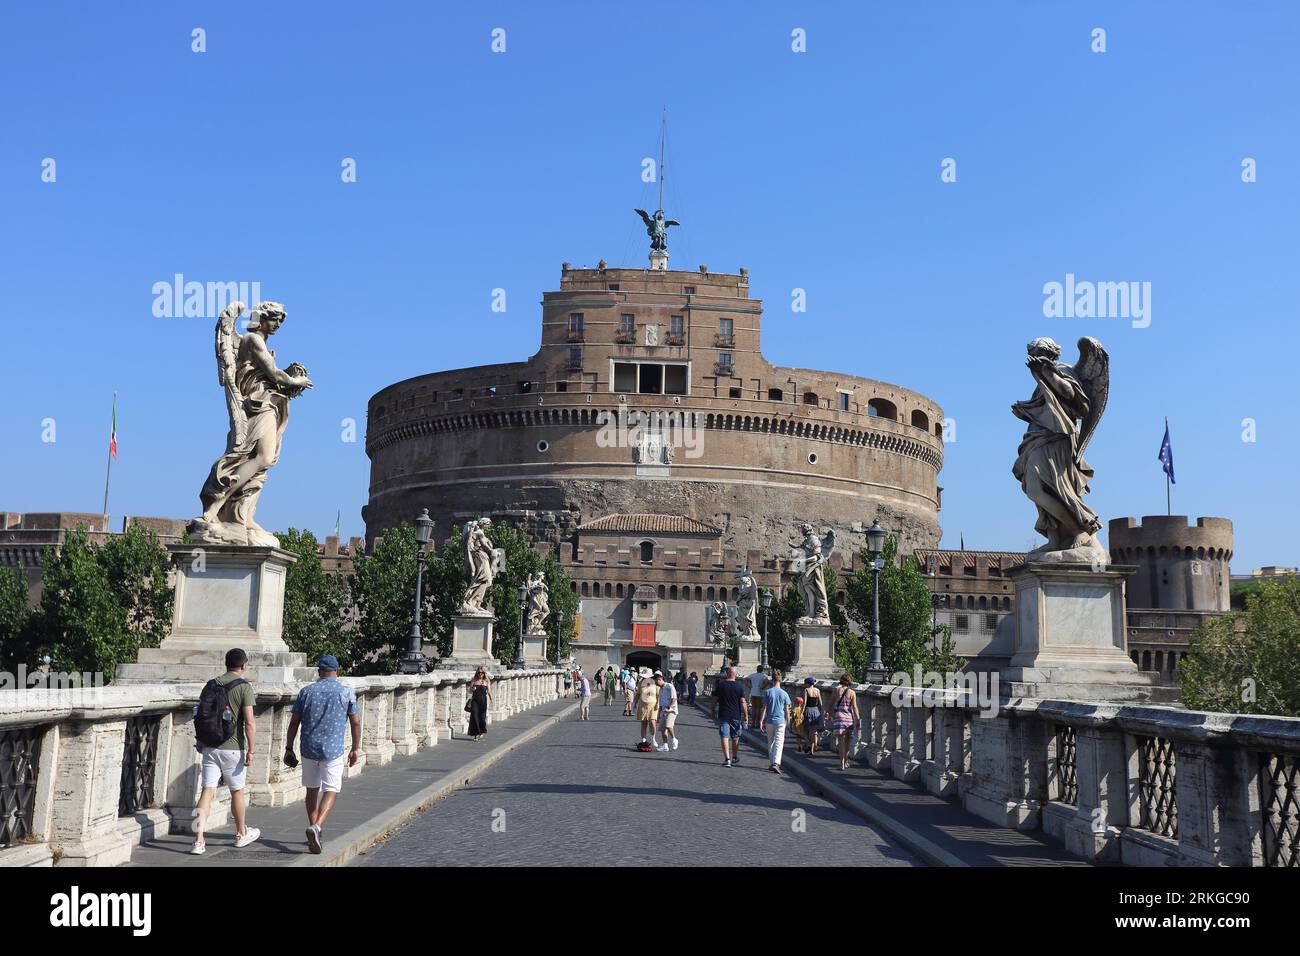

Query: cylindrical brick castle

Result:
[363,264,945,560]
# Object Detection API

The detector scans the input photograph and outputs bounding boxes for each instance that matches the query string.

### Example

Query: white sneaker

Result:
[234,827,261,849]
[670,738,678,751]
[658,743,669,752]
[189,841,206,856]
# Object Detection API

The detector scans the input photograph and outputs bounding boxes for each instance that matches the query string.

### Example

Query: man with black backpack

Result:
[190,648,260,855]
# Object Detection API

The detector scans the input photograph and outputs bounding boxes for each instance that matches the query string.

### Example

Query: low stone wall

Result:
[765,678,1298,867]
[0,668,565,867]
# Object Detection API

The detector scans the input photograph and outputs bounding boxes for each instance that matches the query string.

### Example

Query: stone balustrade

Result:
[0,668,565,867]
[790,678,1299,867]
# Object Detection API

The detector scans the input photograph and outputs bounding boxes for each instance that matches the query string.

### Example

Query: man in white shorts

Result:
[654,670,679,752]
[191,648,260,855]
[284,655,361,855]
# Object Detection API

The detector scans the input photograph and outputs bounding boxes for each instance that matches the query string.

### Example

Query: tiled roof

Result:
[577,513,722,536]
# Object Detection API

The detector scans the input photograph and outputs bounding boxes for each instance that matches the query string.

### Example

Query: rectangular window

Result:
[569,345,582,368]
[955,615,969,632]
[555,381,568,392]
[729,387,742,399]
[620,314,635,333]
[985,614,998,631]
[664,365,687,395]
[569,313,584,332]
[839,392,850,411]
[683,286,695,295]
[607,283,620,291]
[670,315,684,335]
[719,318,733,337]
[718,352,732,368]
[613,362,637,393]
[638,364,663,394]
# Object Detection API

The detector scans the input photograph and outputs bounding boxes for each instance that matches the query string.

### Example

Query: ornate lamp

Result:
[864,520,888,683]
[759,587,774,668]
[511,583,528,669]
[399,509,435,675]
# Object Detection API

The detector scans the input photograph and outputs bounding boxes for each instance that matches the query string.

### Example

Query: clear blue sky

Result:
[2,1,1297,572]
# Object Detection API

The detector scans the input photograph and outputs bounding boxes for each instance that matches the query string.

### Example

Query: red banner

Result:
[632,623,656,647]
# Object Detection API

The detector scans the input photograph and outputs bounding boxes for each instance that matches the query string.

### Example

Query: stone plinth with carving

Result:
[116,544,317,683]
[443,614,498,672]
[785,621,839,683]
[522,632,549,666]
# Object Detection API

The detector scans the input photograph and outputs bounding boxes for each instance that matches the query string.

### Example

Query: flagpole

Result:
[102,392,116,519]
[1164,416,1171,516]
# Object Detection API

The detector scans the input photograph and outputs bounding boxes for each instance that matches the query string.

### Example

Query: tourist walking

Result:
[759,669,792,774]
[622,667,637,716]
[577,671,592,720]
[800,677,824,755]
[603,666,617,706]
[594,668,603,693]
[467,667,492,741]
[687,672,698,705]
[711,665,749,767]
[828,673,861,770]
[283,655,361,855]
[745,664,767,729]
[190,648,260,855]
[654,671,679,752]
[635,670,659,746]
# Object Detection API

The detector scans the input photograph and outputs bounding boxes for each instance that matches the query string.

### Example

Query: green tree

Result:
[37,525,173,678]
[276,528,352,670]
[348,521,421,675]
[1181,576,1300,718]
[0,565,35,672]
[842,536,960,681]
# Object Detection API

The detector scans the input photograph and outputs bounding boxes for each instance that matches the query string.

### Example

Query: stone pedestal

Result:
[116,545,317,683]
[734,640,760,666]
[999,563,1175,702]
[649,249,668,271]
[785,620,840,682]
[443,614,498,671]
[522,632,549,667]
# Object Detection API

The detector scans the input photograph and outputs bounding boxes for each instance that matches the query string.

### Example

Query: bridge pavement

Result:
[354,696,921,867]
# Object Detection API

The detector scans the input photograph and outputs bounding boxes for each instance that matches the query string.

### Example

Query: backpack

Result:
[194,678,248,748]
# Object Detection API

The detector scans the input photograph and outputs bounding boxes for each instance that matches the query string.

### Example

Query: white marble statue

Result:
[460,518,504,615]
[189,301,313,546]
[524,571,550,633]
[789,523,835,624]
[735,567,759,641]
[707,601,731,646]
[1012,336,1110,565]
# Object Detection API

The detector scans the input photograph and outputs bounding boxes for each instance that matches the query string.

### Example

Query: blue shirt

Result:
[292,677,359,760]
[762,686,792,725]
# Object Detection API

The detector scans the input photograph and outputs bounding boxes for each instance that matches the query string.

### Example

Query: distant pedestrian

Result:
[190,648,260,855]
[828,674,861,770]
[687,672,698,705]
[603,667,617,706]
[711,665,749,767]
[801,677,824,755]
[283,655,361,855]
[635,671,659,746]
[745,665,768,729]
[654,671,679,752]
[759,669,792,774]
[563,670,572,696]
[594,668,604,692]
[577,671,592,720]
[467,667,492,741]
[622,668,637,716]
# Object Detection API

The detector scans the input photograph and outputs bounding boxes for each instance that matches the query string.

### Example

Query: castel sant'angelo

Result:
[363,210,946,675]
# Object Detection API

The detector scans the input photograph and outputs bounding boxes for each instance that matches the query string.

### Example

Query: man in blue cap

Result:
[284,655,361,854]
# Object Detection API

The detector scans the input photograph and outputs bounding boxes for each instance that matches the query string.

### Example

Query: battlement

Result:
[1108,516,1234,556]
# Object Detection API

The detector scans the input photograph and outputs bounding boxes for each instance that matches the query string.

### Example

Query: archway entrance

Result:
[625,650,662,673]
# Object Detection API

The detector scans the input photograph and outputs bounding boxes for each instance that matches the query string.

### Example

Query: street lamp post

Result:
[398,509,434,675]
[554,609,564,667]
[759,587,774,668]
[511,583,527,669]
[864,520,888,683]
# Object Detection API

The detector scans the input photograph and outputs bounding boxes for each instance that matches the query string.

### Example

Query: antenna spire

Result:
[658,107,666,212]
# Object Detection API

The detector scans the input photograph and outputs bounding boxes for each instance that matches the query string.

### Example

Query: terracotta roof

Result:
[913,548,1027,567]
[577,513,722,536]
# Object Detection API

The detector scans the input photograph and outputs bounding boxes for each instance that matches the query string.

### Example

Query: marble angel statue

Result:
[790,523,835,623]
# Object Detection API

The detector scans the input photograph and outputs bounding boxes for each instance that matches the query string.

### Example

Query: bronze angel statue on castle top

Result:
[189,301,313,547]
[1012,336,1110,564]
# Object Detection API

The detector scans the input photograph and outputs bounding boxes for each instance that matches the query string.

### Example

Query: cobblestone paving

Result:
[355,698,921,867]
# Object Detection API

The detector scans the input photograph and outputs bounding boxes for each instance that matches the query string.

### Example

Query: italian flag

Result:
[109,395,117,460]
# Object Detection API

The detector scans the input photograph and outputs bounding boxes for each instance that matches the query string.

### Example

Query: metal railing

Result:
[1259,752,1298,867]
[0,726,43,847]
[1054,724,1078,805]
[118,715,161,817]
[1136,735,1179,838]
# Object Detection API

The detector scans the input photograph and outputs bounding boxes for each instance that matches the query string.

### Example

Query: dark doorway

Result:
[625,651,662,673]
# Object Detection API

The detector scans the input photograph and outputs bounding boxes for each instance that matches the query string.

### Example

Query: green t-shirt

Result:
[214,672,257,750]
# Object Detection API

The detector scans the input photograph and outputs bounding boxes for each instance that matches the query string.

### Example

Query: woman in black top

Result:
[801,677,823,755]
[467,667,492,741]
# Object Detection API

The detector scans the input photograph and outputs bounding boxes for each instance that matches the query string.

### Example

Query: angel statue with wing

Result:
[1012,336,1110,564]
[634,208,680,253]
[734,567,760,642]
[460,518,504,616]
[789,523,836,624]
[190,301,313,546]
[524,571,550,634]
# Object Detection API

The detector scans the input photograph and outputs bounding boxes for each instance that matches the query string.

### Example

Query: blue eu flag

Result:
[1158,423,1175,484]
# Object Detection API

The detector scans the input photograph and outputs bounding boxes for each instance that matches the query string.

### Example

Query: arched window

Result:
[911,410,929,431]
[604,582,612,598]
[768,387,784,401]
[657,585,665,598]
[694,587,702,601]
[581,582,590,597]
[706,587,715,601]
[803,391,818,406]
[639,541,654,562]
[670,585,678,599]
[616,583,624,598]
[868,398,898,420]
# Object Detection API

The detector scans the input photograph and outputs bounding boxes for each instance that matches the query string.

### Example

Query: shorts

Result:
[302,755,345,794]
[718,719,743,740]
[200,747,247,791]
[657,711,677,732]
[750,696,763,714]
[580,694,592,705]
